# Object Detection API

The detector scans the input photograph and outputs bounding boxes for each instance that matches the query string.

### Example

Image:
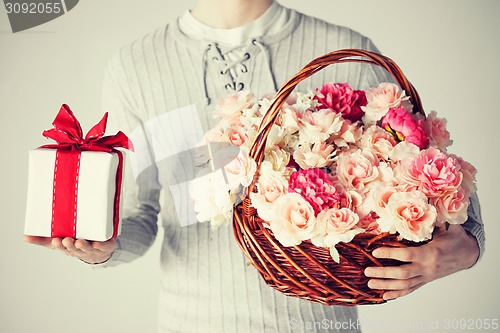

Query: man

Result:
[25,0,484,331]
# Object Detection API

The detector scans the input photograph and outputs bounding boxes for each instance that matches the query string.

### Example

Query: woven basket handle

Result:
[248,49,424,176]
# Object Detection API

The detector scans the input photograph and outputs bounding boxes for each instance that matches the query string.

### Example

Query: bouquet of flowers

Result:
[189,49,477,305]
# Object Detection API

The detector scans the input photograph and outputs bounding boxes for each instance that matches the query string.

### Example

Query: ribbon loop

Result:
[85,112,108,141]
[41,104,134,152]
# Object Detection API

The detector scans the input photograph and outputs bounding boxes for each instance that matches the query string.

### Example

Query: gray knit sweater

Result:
[100,4,484,333]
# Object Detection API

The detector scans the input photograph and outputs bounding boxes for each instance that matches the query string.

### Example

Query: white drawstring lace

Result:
[202,43,213,105]
[201,39,278,105]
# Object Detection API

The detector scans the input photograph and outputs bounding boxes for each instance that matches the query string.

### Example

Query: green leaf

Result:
[330,246,340,264]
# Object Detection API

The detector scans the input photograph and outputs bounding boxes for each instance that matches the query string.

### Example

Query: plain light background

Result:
[1,1,499,332]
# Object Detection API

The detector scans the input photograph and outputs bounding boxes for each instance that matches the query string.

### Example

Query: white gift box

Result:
[24,148,122,241]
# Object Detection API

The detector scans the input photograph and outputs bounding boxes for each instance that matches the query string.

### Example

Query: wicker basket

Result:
[233,49,426,306]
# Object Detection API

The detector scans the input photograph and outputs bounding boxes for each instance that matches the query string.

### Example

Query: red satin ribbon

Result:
[40,104,134,239]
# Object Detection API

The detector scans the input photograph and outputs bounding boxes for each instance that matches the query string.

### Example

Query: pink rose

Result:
[381,108,429,149]
[377,191,437,242]
[401,147,463,198]
[432,188,469,225]
[314,82,367,122]
[269,193,318,246]
[357,212,381,234]
[223,147,257,190]
[250,162,288,222]
[311,208,364,247]
[224,123,248,147]
[288,168,340,215]
[362,82,411,124]
[369,183,399,217]
[334,148,380,193]
[360,125,398,160]
[206,117,248,146]
[420,111,453,151]
[337,187,363,212]
[214,90,255,119]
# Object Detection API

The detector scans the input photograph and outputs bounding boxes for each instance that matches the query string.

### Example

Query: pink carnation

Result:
[450,154,477,194]
[403,147,463,198]
[381,108,429,149]
[420,111,453,150]
[288,168,340,215]
[314,82,367,122]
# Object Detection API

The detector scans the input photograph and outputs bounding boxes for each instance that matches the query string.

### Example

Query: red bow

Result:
[40,104,133,239]
[41,104,134,152]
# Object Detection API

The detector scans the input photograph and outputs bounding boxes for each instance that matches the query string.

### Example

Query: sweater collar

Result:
[170,3,302,49]
[178,1,285,47]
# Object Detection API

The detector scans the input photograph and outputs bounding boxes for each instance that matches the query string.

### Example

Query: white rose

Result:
[266,123,289,149]
[264,148,290,173]
[332,119,363,147]
[299,109,343,144]
[189,171,234,228]
[293,142,335,169]
[290,91,316,113]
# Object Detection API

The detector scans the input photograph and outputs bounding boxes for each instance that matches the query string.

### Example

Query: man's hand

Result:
[364,224,479,300]
[24,236,116,264]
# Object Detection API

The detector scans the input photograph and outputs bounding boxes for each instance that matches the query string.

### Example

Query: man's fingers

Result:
[51,238,66,251]
[61,237,79,251]
[372,246,418,263]
[24,235,53,247]
[367,275,425,291]
[25,235,115,263]
[364,264,420,280]
[74,239,97,253]
[92,239,116,253]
